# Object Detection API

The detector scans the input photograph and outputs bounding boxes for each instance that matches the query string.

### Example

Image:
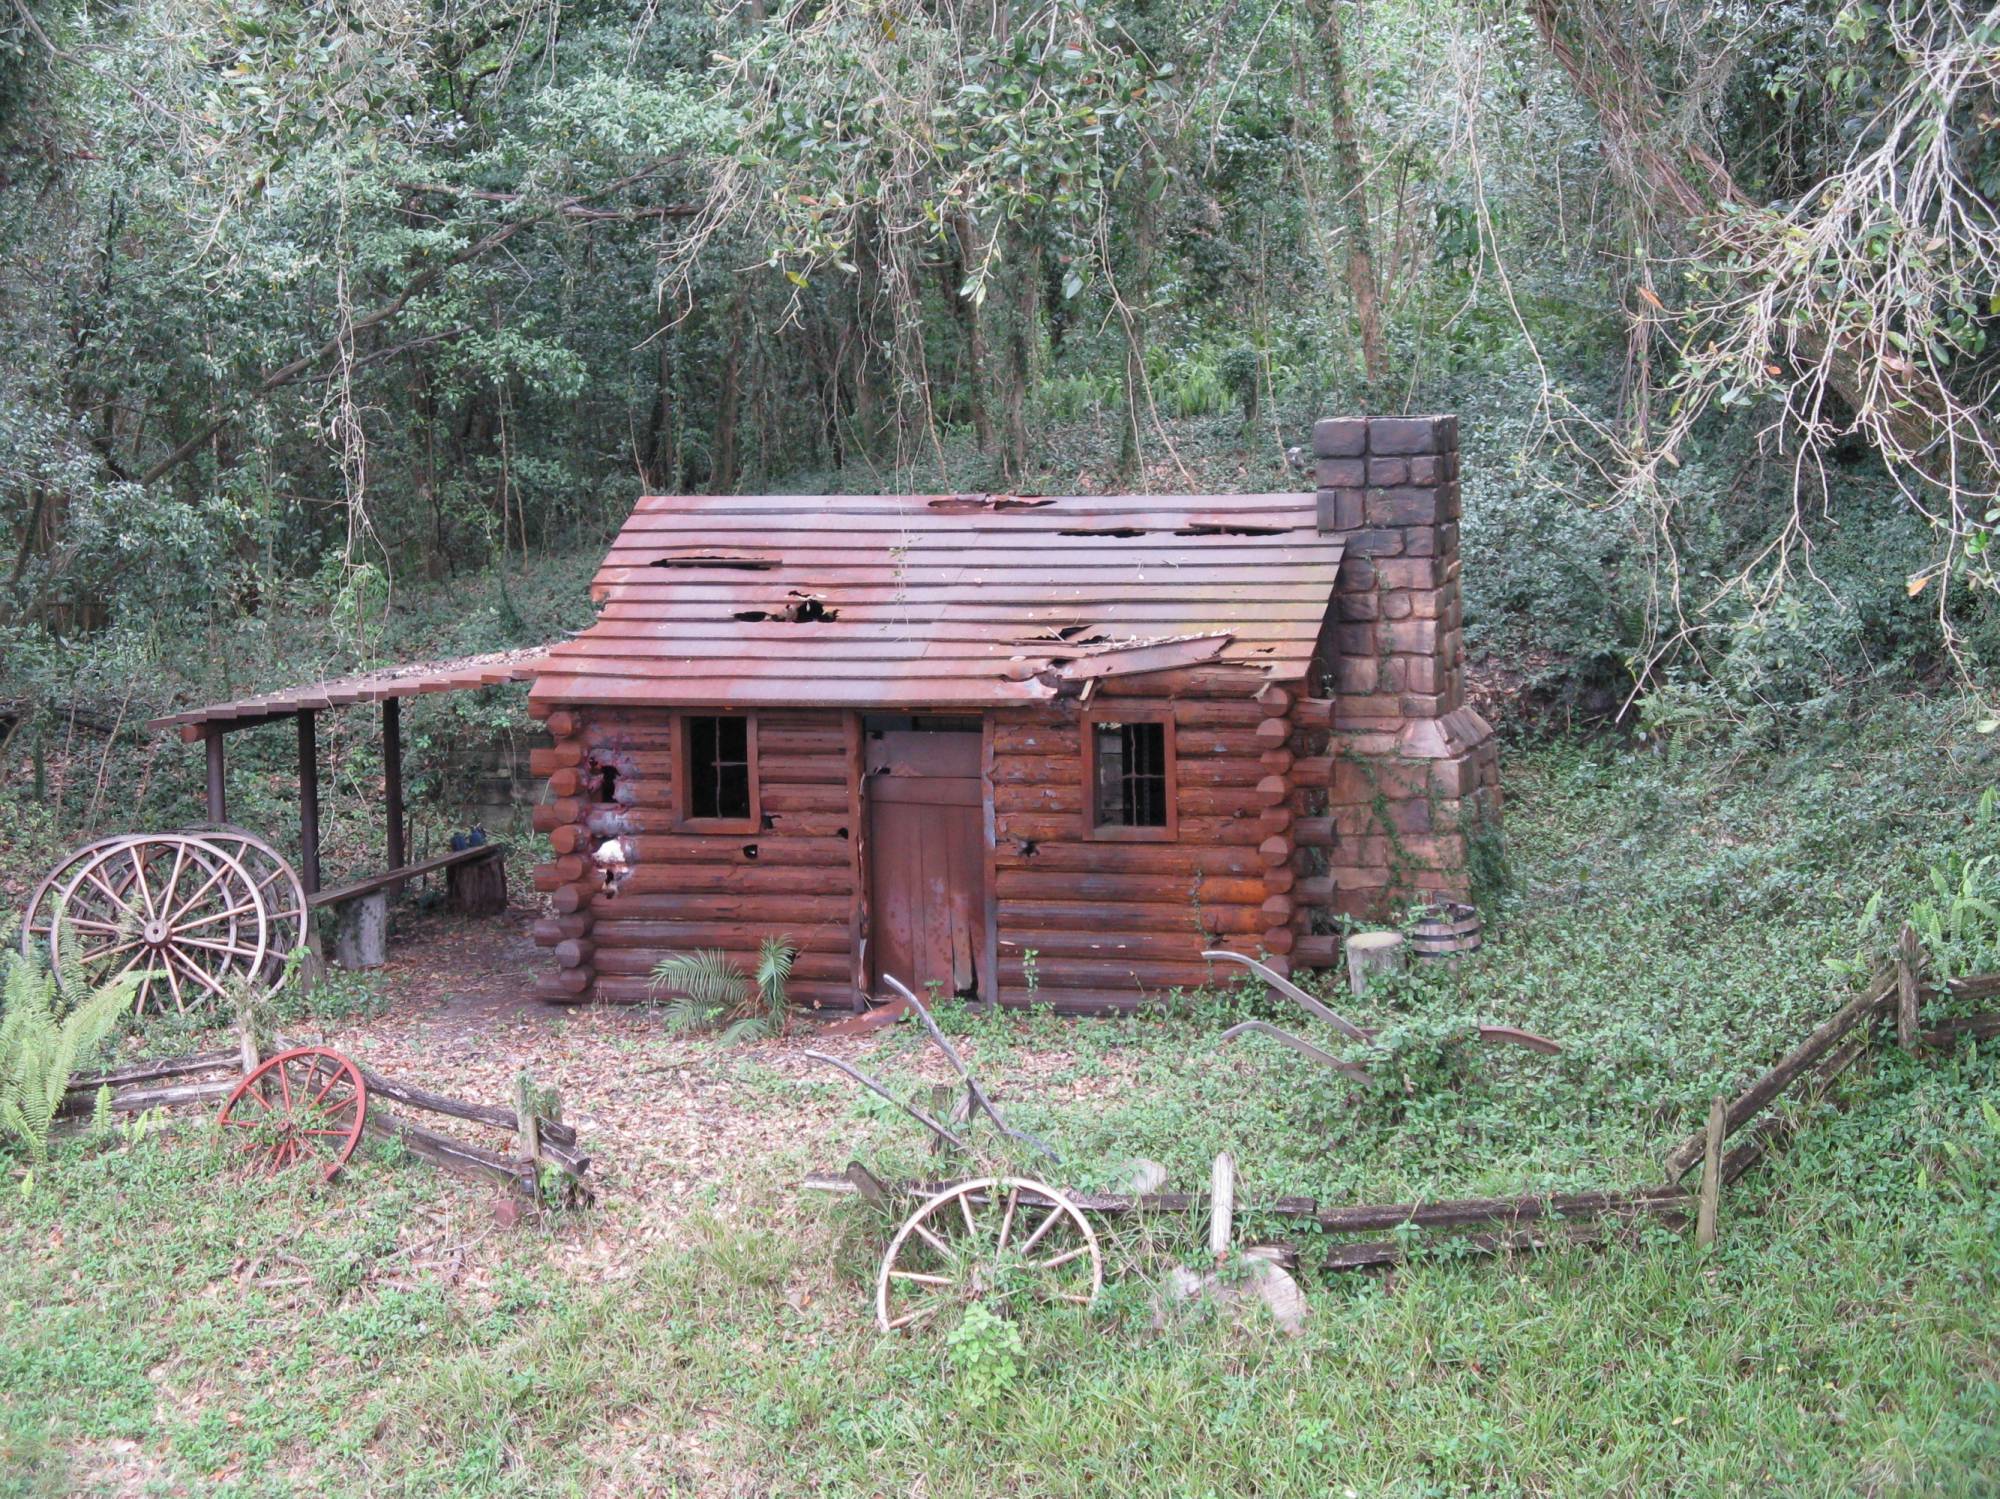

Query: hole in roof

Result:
[1058,526,1149,538]
[648,552,779,569]
[786,593,838,622]
[927,493,1057,512]
[731,594,838,624]
[1175,522,1291,537]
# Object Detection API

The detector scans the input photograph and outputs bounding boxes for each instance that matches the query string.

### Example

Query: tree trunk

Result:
[710,285,750,494]
[1117,161,1156,482]
[1001,227,1037,480]
[950,211,994,452]
[644,304,679,492]
[1309,0,1384,387]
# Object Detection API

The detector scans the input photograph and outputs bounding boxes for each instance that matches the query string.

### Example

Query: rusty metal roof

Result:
[532,492,1340,708]
[149,646,551,739]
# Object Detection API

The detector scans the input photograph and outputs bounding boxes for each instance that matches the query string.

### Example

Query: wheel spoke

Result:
[1037,1244,1092,1271]
[1016,1205,1062,1257]
[956,1190,979,1237]
[886,1303,941,1331]
[124,846,157,920]
[887,1269,953,1287]
[160,953,187,1012]
[911,1220,953,1260]
[996,1187,1019,1253]
[174,901,263,931]
[165,947,230,1001]
[164,861,232,926]
[79,867,141,922]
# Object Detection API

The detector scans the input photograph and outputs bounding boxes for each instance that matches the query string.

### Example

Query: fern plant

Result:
[649,936,795,1044]
[1,948,135,1191]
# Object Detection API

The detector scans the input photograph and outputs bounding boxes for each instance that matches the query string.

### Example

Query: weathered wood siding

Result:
[532,707,860,1007]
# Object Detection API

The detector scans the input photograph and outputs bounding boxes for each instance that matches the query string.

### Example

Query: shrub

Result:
[0,947,133,1191]
[649,937,796,1043]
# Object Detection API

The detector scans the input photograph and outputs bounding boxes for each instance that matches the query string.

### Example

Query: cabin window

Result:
[675,713,759,831]
[1084,715,1176,841]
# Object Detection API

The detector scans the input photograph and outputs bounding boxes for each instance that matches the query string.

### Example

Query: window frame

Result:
[672,711,762,834]
[1081,709,1178,843]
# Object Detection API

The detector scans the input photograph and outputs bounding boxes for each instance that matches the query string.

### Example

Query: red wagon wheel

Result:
[218,1047,368,1181]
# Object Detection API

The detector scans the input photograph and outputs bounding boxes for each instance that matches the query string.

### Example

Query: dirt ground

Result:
[307,906,1134,1282]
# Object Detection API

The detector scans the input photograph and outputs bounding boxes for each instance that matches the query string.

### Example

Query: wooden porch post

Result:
[298,709,321,896]
[204,728,227,823]
[383,698,406,892]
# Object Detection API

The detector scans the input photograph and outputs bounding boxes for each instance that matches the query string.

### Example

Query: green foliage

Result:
[650,936,796,1044]
[0,948,132,1187]
[1905,787,2000,978]
[944,1301,1027,1410]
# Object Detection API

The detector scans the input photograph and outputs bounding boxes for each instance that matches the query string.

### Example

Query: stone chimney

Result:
[1309,414,1500,916]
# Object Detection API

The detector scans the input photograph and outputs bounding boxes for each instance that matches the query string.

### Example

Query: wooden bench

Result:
[310,844,507,967]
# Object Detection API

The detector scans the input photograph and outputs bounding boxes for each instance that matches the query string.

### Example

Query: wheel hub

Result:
[143,921,169,947]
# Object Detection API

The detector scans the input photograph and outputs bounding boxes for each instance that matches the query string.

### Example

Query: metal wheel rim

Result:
[173,824,308,989]
[875,1176,1102,1333]
[49,835,269,1015]
[219,1047,368,1182]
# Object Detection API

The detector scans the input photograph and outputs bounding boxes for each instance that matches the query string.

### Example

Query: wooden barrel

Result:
[1408,901,1482,959]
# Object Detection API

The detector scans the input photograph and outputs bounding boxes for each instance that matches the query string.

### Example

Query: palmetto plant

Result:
[1,946,135,1191]
[649,937,796,1044]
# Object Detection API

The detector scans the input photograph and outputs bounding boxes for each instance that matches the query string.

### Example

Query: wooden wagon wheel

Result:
[875,1177,1102,1333]
[218,1047,367,1181]
[17,834,138,967]
[50,834,269,1015]
[175,825,309,987]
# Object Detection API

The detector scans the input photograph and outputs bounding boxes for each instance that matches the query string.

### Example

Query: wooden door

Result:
[866,730,986,1002]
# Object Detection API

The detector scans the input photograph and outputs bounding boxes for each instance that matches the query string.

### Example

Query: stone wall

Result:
[1305,413,1501,920]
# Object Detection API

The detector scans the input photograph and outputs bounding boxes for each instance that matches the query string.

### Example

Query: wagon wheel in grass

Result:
[875,1177,1102,1333]
[175,825,309,988]
[49,834,269,1015]
[218,1047,368,1181]
[17,834,142,968]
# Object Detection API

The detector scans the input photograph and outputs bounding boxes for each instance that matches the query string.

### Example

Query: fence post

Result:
[512,1073,543,1193]
[1695,1094,1726,1248]
[1896,923,1921,1051]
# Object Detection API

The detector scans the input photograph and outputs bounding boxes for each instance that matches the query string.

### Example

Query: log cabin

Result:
[526,414,1500,1014]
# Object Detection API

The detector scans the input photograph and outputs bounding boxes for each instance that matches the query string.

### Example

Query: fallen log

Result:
[1944,972,2000,1003]
[273,1036,578,1148]
[1662,967,1895,1181]
[56,1077,237,1118]
[801,1174,1688,1238]
[1313,1183,1689,1235]
[1917,1010,2000,1049]
[1719,1029,1874,1188]
[1319,1213,1687,1272]
[65,1050,238,1093]
[363,1104,538,1194]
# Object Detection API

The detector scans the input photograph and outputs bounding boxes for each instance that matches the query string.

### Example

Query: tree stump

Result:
[449,852,507,916]
[333,892,389,969]
[1345,930,1406,996]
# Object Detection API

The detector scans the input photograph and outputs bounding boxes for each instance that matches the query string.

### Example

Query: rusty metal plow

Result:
[1203,950,1562,1083]
[802,973,1060,1166]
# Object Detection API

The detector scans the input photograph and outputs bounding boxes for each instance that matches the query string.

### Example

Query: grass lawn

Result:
[4,707,1999,1496]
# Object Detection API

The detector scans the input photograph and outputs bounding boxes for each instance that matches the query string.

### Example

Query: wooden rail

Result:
[807,948,2000,1279]
[307,843,503,909]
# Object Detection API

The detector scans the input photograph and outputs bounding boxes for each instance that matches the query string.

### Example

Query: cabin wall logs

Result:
[989,687,1292,1014]
[529,706,859,1007]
